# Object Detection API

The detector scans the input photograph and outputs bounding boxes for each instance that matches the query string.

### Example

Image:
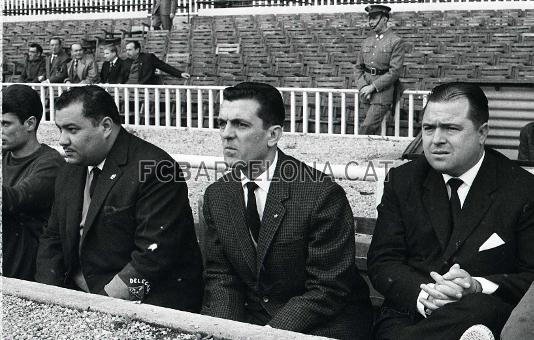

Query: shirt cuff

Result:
[104,274,130,300]
[416,283,433,318]
[474,277,499,294]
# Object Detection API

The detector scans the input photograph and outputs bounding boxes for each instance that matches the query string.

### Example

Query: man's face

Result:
[422,98,488,177]
[2,113,31,153]
[125,43,139,59]
[217,99,272,168]
[28,47,41,61]
[50,39,61,54]
[71,44,83,60]
[55,102,108,166]
[368,13,387,33]
[103,49,116,62]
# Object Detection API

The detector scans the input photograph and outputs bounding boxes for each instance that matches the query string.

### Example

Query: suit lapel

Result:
[227,174,257,275]
[443,153,497,260]
[422,169,452,250]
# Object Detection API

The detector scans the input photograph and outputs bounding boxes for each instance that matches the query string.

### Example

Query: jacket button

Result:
[263,296,269,303]
[177,278,182,282]
[244,302,248,307]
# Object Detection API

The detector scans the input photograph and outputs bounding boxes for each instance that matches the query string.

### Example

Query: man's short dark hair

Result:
[2,84,43,128]
[425,82,489,128]
[127,40,141,50]
[29,43,43,54]
[55,85,121,125]
[222,82,285,128]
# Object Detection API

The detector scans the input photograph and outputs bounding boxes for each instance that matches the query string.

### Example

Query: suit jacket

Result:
[36,128,203,312]
[518,122,534,161]
[201,150,372,339]
[355,29,404,105]
[21,56,46,83]
[65,55,99,84]
[152,0,178,15]
[100,58,129,84]
[128,52,184,85]
[45,49,70,83]
[368,148,534,316]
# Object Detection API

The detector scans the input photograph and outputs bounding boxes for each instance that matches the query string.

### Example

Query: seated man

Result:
[36,86,203,311]
[99,45,129,84]
[2,84,65,280]
[518,121,534,161]
[64,43,99,84]
[201,82,373,339]
[43,37,70,83]
[368,82,534,340]
[124,40,189,84]
[20,43,46,83]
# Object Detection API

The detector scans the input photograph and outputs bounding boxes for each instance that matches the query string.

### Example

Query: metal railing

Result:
[2,82,429,138]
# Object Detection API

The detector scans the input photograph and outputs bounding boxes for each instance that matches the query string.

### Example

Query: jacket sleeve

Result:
[373,37,405,92]
[201,188,247,321]
[81,58,99,84]
[367,167,430,314]
[151,53,184,78]
[518,123,533,161]
[49,57,70,83]
[354,44,368,91]
[268,181,361,332]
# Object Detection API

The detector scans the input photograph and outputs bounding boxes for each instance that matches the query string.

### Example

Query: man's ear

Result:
[478,122,489,145]
[24,116,38,132]
[267,125,283,148]
[101,116,115,138]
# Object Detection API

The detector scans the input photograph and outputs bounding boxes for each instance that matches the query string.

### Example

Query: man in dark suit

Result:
[201,82,373,339]
[99,45,129,84]
[368,82,534,340]
[20,43,46,83]
[43,37,70,83]
[124,40,189,85]
[36,86,203,311]
[518,121,534,161]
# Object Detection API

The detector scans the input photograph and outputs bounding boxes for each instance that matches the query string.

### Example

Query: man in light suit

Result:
[36,86,203,311]
[201,82,373,339]
[355,5,404,135]
[64,43,99,84]
[44,38,70,83]
[368,82,534,340]
[99,45,129,84]
[151,0,178,30]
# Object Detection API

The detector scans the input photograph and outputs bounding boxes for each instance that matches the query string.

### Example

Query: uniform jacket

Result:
[518,122,534,161]
[128,52,184,85]
[201,150,372,339]
[100,58,130,84]
[152,0,178,15]
[355,29,404,105]
[368,148,534,316]
[45,49,70,83]
[36,128,203,311]
[65,55,99,84]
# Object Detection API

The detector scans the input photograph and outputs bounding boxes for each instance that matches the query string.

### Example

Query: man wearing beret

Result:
[355,5,405,135]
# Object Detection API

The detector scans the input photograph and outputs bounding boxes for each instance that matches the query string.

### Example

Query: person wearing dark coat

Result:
[99,45,129,84]
[20,43,46,83]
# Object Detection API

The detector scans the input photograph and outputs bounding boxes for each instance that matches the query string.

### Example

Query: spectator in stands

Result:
[2,84,65,281]
[201,82,373,339]
[518,122,534,161]
[151,0,178,31]
[368,82,534,340]
[35,86,203,311]
[20,43,46,83]
[43,37,70,83]
[64,43,99,84]
[355,5,404,135]
[99,45,129,84]
[124,40,189,84]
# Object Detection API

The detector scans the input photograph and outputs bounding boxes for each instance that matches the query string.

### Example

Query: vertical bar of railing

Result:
[165,88,171,127]
[176,88,182,128]
[113,87,120,111]
[124,87,130,126]
[290,91,296,133]
[315,92,320,134]
[49,86,55,121]
[327,92,333,135]
[155,88,160,127]
[197,89,203,128]
[38,86,47,121]
[186,89,192,128]
[381,115,387,136]
[134,88,140,125]
[408,94,414,138]
[341,93,346,135]
[394,96,401,137]
[354,92,359,135]
[302,92,308,134]
[144,88,150,126]
[208,89,214,129]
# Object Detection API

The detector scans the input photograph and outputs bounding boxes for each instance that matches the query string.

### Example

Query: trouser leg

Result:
[360,103,390,135]
[161,15,172,30]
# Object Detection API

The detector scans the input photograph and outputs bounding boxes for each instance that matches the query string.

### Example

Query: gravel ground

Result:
[2,295,201,340]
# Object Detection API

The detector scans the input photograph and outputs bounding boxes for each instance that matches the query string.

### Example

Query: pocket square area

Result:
[479,233,505,252]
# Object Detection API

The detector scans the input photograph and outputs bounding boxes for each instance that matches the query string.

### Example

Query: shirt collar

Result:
[111,57,118,64]
[88,159,106,174]
[442,151,485,188]
[240,150,278,193]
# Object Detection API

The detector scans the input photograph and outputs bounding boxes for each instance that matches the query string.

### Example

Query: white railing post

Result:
[176,88,182,128]
[315,92,320,134]
[134,88,140,125]
[408,94,414,138]
[124,87,130,125]
[327,92,333,135]
[394,96,401,137]
[40,86,47,121]
[208,89,214,129]
[165,88,171,127]
[155,87,161,127]
[49,86,55,121]
[186,89,192,128]
[197,89,203,128]
[144,88,150,126]
[354,92,359,135]
[302,92,308,134]
[290,91,296,133]
[341,93,346,135]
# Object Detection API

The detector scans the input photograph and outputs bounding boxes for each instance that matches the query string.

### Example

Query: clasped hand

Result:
[419,264,481,313]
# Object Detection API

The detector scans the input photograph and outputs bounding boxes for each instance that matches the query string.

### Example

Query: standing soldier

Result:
[355,5,404,135]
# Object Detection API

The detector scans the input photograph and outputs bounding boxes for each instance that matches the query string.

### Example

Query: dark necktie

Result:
[245,182,261,243]
[448,178,463,234]
[89,167,101,199]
